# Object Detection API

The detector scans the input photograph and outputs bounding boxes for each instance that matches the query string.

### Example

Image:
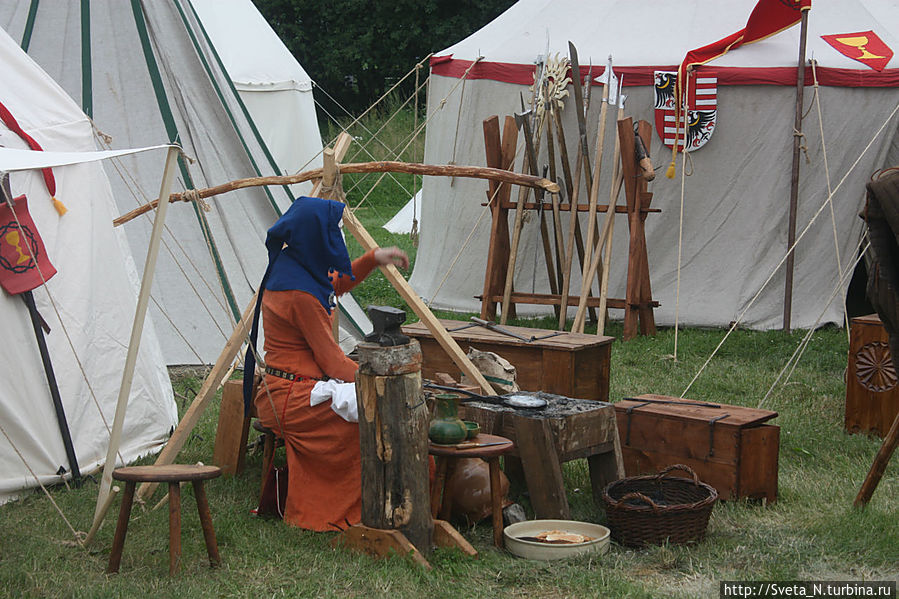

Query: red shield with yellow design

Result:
[0,194,56,294]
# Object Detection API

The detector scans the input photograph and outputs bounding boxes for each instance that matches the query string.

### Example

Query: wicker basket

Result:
[602,464,717,547]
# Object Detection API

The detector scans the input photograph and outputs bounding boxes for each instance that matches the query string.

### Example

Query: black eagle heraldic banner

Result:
[0,194,57,295]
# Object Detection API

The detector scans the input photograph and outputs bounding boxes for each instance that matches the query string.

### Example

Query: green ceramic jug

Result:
[428,393,468,445]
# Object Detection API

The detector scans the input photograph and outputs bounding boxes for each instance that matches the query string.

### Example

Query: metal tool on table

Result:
[620,396,721,408]
[423,382,548,410]
[447,317,562,343]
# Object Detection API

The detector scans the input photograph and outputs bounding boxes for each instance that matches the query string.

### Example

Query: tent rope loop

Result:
[180,188,210,212]
[793,128,811,164]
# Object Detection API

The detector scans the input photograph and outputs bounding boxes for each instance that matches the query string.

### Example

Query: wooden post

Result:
[783,9,809,332]
[356,339,432,556]
[92,146,179,529]
[855,409,899,506]
[481,116,517,321]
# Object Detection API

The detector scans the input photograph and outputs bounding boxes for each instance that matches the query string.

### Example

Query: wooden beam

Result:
[113,162,559,227]
[341,206,495,395]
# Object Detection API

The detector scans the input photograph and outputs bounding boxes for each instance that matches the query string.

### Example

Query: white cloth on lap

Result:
[310,379,358,422]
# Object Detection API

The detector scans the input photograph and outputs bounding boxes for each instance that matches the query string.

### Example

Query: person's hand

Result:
[374,246,409,270]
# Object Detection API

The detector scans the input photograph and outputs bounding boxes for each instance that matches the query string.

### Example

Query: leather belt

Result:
[264,366,328,383]
[264,366,301,382]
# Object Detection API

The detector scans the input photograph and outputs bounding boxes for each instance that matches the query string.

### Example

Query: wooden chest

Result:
[845,314,899,438]
[615,395,779,503]
[402,319,613,401]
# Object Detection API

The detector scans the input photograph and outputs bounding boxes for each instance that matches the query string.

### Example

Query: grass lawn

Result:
[1,108,896,598]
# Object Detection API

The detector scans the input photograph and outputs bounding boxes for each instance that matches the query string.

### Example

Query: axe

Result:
[634,125,655,181]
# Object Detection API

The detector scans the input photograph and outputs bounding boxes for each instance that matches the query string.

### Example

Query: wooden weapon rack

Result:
[479,112,659,340]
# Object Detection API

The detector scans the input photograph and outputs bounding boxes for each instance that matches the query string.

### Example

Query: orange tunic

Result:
[254,249,377,530]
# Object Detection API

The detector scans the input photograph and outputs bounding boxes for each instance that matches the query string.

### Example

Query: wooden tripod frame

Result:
[479,115,658,339]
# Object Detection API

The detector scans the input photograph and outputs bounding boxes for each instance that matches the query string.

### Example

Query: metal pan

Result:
[423,383,548,409]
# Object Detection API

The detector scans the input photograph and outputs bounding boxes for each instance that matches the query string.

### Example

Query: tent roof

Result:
[432,0,899,86]
[190,0,313,92]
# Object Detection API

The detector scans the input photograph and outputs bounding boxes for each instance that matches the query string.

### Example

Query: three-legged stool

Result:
[107,464,222,575]
[428,434,514,547]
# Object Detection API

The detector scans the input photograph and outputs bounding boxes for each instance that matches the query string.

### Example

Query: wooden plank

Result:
[211,380,251,475]
[332,524,432,569]
[513,415,569,519]
[497,201,658,213]
[480,292,658,310]
[634,120,657,337]
[481,116,512,321]
[738,424,780,503]
[341,201,495,395]
[619,395,778,427]
[616,410,741,465]
[572,345,611,403]
[432,519,478,557]
[403,318,613,349]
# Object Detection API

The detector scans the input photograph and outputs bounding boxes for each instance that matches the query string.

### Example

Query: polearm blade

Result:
[568,41,592,184]
[0,173,80,483]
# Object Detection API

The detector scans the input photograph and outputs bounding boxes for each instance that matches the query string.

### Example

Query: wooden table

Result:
[403,319,613,400]
[458,393,623,519]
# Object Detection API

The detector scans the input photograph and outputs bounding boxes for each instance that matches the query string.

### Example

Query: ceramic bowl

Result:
[503,519,611,560]
[463,420,480,440]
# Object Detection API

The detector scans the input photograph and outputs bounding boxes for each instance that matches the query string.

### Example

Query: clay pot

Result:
[428,394,467,445]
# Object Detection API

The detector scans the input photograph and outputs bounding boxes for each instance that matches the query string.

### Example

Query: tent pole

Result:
[90,146,179,529]
[783,9,810,332]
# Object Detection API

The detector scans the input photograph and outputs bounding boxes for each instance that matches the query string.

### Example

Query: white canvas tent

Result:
[0,28,177,504]
[411,0,899,330]
[190,0,324,196]
[0,0,328,365]
[190,0,372,346]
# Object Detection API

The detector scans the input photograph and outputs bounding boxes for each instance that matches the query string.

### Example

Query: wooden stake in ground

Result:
[855,404,899,507]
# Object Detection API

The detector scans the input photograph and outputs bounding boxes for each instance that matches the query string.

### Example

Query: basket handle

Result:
[656,464,700,485]
[618,492,662,510]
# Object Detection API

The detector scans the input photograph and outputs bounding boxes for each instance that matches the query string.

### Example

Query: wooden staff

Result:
[578,57,612,316]
[555,75,597,329]
[596,100,629,335]
[500,149,531,325]
[113,162,558,227]
[544,85,566,294]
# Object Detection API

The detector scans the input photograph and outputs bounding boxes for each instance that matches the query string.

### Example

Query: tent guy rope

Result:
[681,101,899,399]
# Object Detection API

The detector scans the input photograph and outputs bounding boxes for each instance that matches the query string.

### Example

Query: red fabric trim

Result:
[430,57,899,88]
[0,100,56,198]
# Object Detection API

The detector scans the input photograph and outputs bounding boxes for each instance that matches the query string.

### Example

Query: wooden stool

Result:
[252,420,283,500]
[428,434,514,547]
[107,464,222,575]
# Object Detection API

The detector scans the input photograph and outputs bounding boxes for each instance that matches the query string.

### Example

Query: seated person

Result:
[245,196,408,530]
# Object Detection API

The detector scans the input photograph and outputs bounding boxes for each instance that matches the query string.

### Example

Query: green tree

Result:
[253,0,515,117]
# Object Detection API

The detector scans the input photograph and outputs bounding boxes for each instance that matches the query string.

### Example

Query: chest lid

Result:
[616,394,778,428]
